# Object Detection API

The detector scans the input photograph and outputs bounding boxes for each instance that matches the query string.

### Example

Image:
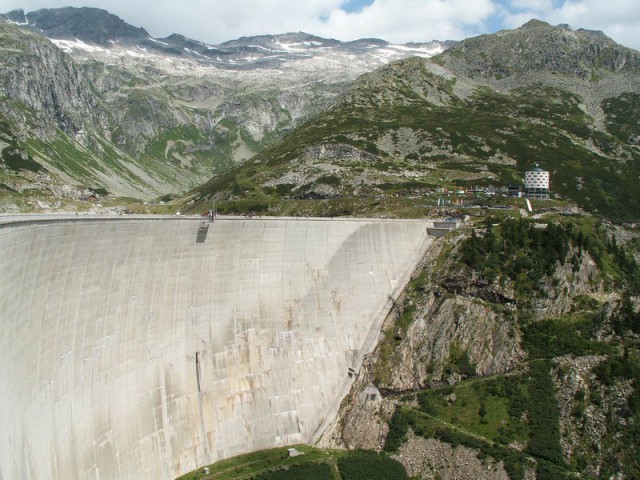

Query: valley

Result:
[0,7,448,212]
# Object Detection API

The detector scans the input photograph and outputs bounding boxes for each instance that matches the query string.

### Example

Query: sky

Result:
[1,0,639,50]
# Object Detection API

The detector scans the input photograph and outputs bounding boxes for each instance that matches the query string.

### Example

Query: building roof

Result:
[528,163,547,173]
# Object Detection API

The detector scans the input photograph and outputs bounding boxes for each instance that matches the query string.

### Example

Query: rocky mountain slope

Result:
[3,7,149,45]
[3,8,450,67]
[320,214,640,479]
[0,7,450,211]
[188,20,640,221]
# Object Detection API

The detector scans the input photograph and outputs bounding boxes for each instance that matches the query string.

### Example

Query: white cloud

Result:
[309,0,497,43]
[0,0,496,43]
[509,0,553,10]
[0,0,638,49]
[121,0,495,44]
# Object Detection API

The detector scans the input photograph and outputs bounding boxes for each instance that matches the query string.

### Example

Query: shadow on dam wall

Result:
[196,222,209,243]
[0,216,433,480]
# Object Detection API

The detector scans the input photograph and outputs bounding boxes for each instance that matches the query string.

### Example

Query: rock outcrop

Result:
[0,21,108,137]
[392,434,511,480]
[321,219,640,479]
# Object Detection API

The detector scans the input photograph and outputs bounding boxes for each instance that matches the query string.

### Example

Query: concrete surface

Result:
[0,216,433,480]
[432,221,458,229]
[426,227,454,238]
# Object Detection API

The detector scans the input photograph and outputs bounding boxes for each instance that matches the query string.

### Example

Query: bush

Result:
[157,193,175,202]
[459,218,572,302]
[315,174,341,186]
[383,409,411,452]
[611,294,640,335]
[3,149,43,172]
[526,361,564,465]
[90,187,109,196]
[338,452,408,480]
[522,315,609,359]
[254,463,332,480]
[448,344,476,377]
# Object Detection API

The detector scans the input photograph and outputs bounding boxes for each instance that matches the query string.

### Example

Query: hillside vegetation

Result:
[330,214,640,479]
[175,445,409,480]
[187,21,640,221]
[1,8,450,211]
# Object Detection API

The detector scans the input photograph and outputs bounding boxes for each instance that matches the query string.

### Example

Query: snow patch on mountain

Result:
[248,44,275,51]
[386,43,446,56]
[6,17,28,26]
[51,38,107,53]
[148,37,169,46]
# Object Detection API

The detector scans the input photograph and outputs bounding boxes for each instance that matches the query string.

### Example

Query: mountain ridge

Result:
[0,7,450,211]
[1,7,451,67]
[185,20,640,221]
[444,18,640,79]
[2,9,639,220]
[3,7,149,44]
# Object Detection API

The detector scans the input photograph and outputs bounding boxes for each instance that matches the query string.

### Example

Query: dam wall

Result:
[0,216,432,480]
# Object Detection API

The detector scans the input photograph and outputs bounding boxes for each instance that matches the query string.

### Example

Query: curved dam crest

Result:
[0,216,433,479]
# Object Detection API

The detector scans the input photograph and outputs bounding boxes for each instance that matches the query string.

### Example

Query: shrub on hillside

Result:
[254,463,332,480]
[337,452,408,480]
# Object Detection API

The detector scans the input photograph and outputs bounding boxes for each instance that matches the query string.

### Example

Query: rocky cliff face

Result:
[374,235,525,392]
[439,19,640,133]
[320,230,528,451]
[3,7,149,45]
[0,21,107,137]
[387,294,524,389]
[445,19,640,80]
[321,217,640,479]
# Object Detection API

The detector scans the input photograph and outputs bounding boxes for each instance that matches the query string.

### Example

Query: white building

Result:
[524,164,550,198]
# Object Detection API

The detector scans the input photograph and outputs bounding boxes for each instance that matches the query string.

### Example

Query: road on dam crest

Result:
[0,215,436,480]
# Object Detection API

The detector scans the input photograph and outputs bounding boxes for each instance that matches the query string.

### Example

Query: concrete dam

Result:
[0,216,434,480]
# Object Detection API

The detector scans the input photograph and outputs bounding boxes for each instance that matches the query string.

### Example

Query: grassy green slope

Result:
[175,445,409,480]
